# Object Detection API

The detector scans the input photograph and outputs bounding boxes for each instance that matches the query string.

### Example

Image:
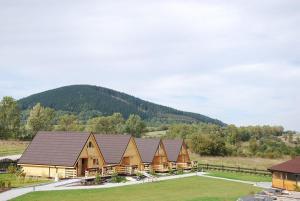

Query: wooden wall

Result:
[272,171,299,191]
[121,138,142,167]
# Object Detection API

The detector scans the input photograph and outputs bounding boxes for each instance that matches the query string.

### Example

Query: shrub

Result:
[0,180,5,189]
[176,168,184,175]
[7,181,11,189]
[168,168,175,175]
[95,173,101,184]
[7,165,17,174]
[111,173,126,183]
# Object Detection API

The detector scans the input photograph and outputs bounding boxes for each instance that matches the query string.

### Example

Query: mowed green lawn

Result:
[13,177,260,201]
[207,171,272,182]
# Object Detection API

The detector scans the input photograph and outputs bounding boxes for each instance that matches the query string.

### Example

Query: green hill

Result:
[18,85,225,125]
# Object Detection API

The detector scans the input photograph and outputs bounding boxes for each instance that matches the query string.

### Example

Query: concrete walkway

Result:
[0,172,271,200]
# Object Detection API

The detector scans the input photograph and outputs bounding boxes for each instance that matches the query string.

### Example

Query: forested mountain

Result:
[18,85,225,125]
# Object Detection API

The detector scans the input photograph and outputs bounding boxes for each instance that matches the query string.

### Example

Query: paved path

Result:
[0,172,271,200]
[0,155,21,161]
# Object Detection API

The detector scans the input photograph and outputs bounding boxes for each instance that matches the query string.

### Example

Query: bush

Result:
[95,173,101,184]
[169,168,175,175]
[111,173,126,183]
[0,180,5,189]
[7,181,11,189]
[7,165,17,174]
[176,168,184,175]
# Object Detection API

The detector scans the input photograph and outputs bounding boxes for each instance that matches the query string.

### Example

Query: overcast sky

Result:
[0,0,300,130]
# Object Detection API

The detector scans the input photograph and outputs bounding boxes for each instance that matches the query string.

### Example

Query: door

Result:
[81,158,88,175]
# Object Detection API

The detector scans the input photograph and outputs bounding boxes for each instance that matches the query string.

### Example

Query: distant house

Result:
[162,139,192,170]
[18,131,105,178]
[94,134,142,175]
[135,138,169,172]
[268,157,300,191]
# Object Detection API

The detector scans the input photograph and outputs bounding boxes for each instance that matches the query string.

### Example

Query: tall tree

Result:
[125,114,145,137]
[56,114,82,131]
[0,96,21,139]
[26,103,55,137]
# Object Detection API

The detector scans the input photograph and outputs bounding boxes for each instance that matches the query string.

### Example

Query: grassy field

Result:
[191,154,288,170]
[207,171,272,182]
[144,130,167,138]
[0,174,51,188]
[12,176,260,201]
[0,140,29,157]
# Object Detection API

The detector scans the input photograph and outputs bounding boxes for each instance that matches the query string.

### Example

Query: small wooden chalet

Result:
[162,139,191,170]
[18,131,105,178]
[135,138,169,172]
[268,157,300,191]
[94,134,142,175]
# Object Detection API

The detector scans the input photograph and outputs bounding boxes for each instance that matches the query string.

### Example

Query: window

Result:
[88,141,93,148]
[93,159,99,165]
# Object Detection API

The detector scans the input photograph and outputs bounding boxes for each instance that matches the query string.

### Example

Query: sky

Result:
[0,0,300,131]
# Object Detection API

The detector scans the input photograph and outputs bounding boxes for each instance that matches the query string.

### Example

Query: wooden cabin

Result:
[135,138,169,172]
[268,157,300,191]
[18,131,105,178]
[94,134,142,175]
[162,139,191,170]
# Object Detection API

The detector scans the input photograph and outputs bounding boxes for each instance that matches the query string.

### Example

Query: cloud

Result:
[0,0,300,130]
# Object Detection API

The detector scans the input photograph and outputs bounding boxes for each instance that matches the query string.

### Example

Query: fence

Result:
[198,163,271,176]
[0,159,17,172]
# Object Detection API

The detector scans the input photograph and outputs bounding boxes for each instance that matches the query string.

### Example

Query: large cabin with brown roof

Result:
[135,138,169,172]
[18,131,105,178]
[268,157,300,191]
[162,139,191,170]
[94,134,142,175]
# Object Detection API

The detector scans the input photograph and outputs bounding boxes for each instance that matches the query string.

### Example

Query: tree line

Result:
[0,97,146,139]
[165,123,298,158]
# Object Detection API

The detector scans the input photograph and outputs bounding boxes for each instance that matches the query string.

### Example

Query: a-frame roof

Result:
[94,134,131,164]
[135,138,161,163]
[162,139,184,162]
[268,156,300,174]
[18,131,90,167]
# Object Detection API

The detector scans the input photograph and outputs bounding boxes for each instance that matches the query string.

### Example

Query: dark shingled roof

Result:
[268,156,300,174]
[162,139,183,162]
[18,131,90,167]
[94,134,131,164]
[135,138,160,163]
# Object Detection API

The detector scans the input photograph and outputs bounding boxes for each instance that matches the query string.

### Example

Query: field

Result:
[0,173,50,188]
[12,176,260,201]
[207,171,272,182]
[191,154,288,170]
[0,140,29,157]
[144,130,167,138]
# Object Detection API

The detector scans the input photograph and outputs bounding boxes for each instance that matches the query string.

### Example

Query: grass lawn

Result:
[191,154,288,170]
[0,140,29,157]
[207,171,272,182]
[0,174,51,188]
[12,176,260,201]
[144,130,167,138]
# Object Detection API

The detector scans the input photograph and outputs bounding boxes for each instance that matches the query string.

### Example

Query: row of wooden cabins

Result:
[18,131,193,179]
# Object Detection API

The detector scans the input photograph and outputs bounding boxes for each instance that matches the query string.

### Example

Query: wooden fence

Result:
[198,163,271,176]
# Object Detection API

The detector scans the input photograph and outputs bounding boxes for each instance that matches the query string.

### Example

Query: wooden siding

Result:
[20,134,105,178]
[121,138,142,167]
[272,171,299,191]
[76,134,105,176]
[152,142,169,172]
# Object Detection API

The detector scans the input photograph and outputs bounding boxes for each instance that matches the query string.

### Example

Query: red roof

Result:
[94,134,131,164]
[18,131,90,167]
[268,156,300,174]
[162,139,184,162]
[135,138,161,163]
